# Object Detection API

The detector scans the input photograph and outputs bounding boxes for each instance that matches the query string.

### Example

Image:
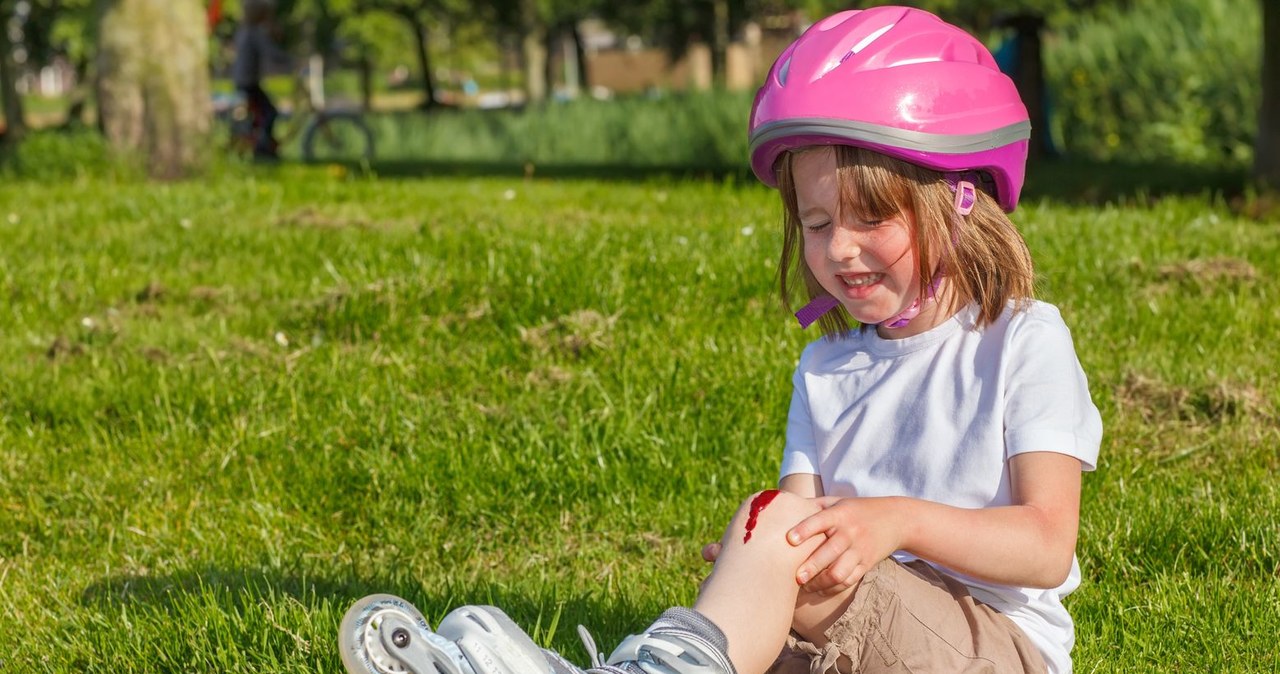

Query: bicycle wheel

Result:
[301,111,374,163]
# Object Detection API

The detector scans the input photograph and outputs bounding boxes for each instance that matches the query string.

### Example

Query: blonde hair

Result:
[776,145,1036,336]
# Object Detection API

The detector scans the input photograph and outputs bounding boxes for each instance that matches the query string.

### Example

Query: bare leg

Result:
[693,491,860,674]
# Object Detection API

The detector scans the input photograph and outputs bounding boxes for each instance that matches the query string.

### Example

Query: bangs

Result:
[833,145,921,222]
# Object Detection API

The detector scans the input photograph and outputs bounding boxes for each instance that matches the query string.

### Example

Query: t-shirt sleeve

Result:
[780,344,821,479]
[1003,306,1103,471]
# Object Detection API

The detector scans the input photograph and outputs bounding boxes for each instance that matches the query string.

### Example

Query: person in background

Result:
[232,0,290,160]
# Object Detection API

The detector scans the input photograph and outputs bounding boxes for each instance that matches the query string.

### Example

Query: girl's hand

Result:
[786,496,906,594]
[701,542,722,563]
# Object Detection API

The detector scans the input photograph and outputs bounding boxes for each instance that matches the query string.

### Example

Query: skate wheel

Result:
[338,593,432,674]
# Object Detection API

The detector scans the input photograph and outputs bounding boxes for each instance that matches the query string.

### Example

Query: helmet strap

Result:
[795,295,840,329]
[878,266,944,329]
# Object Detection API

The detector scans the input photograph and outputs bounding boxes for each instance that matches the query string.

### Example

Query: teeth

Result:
[841,274,880,287]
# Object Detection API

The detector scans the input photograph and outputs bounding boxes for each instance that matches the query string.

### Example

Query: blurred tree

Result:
[96,0,210,178]
[0,1,26,145]
[0,0,96,150]
[486,0,600,104]
[517,0,545,102]
[1255,0,1278,188]
[31,0,95,127]
[600,0,752,89]
[543,0,597,96]
[333,10,409,110]
[354,0,471,109]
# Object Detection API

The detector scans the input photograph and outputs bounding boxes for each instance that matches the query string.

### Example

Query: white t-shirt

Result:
[781,301,1102,674]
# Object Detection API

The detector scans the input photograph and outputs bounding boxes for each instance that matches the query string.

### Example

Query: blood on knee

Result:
[743,489,781,543]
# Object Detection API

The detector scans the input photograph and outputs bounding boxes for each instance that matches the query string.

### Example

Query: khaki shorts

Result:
[768,559,1048,674]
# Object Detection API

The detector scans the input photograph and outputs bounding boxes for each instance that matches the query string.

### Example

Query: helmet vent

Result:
[778,57,791,86]
[817,22,895,80]
[850,24,894,55]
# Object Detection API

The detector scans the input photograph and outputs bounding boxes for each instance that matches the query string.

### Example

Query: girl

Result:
[338,6,1101,674]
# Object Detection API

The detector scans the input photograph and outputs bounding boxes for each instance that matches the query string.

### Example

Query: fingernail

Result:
[787,531,799,545]
[797,569,810,584]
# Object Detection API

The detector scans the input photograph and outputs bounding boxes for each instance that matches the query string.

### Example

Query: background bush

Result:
[355,0,1264,173]
[1045,0,1261,167]
[363,90,754,169]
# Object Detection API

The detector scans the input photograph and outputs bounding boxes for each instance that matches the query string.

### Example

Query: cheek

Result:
[873,228,916,269]
[798,234,819,262]
[801,234,825,267]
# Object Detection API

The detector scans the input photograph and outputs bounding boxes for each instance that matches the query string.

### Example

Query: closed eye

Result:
[803,220,830,233]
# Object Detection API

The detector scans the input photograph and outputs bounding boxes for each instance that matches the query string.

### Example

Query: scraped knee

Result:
[732,489,821,549]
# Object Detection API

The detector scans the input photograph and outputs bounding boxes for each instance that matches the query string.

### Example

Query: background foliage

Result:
[1044,0,1261,167]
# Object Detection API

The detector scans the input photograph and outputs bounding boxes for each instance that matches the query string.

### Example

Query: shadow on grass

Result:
[355,155,1253,208]
[78,566,657,661]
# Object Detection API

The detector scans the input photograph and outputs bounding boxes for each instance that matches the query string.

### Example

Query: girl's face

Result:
[793,147,946,338]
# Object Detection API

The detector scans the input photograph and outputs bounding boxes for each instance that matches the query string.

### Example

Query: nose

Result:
[826,223,860,262]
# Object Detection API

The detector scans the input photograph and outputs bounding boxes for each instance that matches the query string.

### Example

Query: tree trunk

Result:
[570,20,588,94]
[402,10,438,110]
[0,7,27,148]
[543,25,558,98]
[1004,14,1048,162]
[520,0,546,104]
[1255,0,1280,188]
[62,54,92,129]
[96,0,210,179]
[711,0,728,89]
[357,44,374,111]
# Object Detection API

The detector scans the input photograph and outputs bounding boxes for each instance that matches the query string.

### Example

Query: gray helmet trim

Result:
[749,118,1030,156]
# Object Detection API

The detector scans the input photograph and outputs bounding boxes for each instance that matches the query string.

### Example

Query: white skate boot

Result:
[338,594,736,674]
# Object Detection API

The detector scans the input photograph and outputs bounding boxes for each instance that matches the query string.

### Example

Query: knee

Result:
[730,489,821,548]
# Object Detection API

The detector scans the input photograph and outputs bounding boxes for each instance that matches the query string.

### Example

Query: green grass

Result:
[1,161,1277,672]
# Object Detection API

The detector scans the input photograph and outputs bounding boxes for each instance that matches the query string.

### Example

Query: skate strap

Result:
[578,625,605,669]
[606,633,720,674]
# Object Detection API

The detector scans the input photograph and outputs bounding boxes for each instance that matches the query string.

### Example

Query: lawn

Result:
[1,161,1277,672]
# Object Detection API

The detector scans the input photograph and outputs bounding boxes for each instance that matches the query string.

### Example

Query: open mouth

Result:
[839,273,884,288]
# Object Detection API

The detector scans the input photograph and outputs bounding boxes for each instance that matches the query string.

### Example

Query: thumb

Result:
[701,542,722,563]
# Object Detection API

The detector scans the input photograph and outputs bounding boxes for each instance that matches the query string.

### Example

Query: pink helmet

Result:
[748,6,1030,211]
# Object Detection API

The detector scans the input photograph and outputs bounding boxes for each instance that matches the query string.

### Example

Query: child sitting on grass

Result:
[339,6,1101,674]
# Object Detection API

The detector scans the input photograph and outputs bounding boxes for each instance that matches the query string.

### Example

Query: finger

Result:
[801,549,851,592]
[803,554,861,595]
[787,508,834,547]
[802,567,842,594]
[816,560,862,595]
[814,558,874,596]
[701,542,722,563]
[794,535,847,586]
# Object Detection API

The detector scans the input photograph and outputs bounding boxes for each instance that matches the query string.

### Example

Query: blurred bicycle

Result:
[214,61,374,163]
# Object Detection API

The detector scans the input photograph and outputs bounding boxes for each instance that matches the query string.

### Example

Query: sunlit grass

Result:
[1,164,1277,672]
